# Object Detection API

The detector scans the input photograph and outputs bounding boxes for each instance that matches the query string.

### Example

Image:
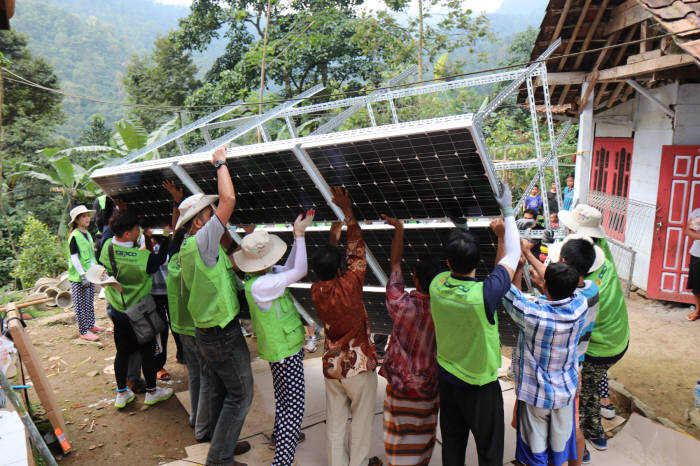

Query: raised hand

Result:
[113,198,127,211]
[162,179,184,203]
[381,214,403,229]
[330,186,353,219]
[329,221,343,246]
[493,180,513,216]
[241,224,256,235]
[490,217,505,237]
[293,209,316,237]
[211,144,229,165]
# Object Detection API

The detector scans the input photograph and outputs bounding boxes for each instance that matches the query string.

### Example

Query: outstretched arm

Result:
[494,181,520,280]
[163,179,184,230]
[211,145,236,226]
[382,214,403,273]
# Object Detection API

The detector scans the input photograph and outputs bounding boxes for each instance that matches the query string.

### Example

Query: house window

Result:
[588,138,634,241]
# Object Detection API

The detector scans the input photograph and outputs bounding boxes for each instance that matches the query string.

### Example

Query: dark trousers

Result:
[439,378,504,466]
[153,294,170,371]
[107,304,157,390]
[196,319,254,466]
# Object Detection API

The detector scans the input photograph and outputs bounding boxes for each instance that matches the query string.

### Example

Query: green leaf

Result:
[51,156,75,187]
[114,119,148,152]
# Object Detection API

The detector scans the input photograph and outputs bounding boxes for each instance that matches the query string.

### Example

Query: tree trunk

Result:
[0,69,18,257]
[257,0,272,143]
[418,0,424,84]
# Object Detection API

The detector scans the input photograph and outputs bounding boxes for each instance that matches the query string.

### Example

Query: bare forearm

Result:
[686,228,700,241]
[215,164,236,225]
[524,248,546,278]
[390,226,404,272]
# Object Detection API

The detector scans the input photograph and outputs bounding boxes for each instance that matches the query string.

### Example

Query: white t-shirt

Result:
[690,208,700,258]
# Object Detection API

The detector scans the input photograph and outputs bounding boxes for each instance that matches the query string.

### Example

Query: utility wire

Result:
[3,25,699,112]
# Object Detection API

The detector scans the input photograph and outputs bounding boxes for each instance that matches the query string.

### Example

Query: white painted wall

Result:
[674,83,700,145]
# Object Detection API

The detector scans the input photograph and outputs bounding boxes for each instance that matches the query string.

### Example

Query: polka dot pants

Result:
[269,348,305,466]
[70,281,95,335]
[597,371,610,399]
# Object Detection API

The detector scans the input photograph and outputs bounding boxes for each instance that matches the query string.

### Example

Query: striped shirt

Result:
[576,280,599,365]
[503,285,588,409]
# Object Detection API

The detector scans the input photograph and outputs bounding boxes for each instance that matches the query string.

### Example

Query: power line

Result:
[3,25,699,113]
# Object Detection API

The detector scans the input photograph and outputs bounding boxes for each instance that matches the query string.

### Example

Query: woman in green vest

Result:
[234,210,314,466]
[67,205,104,342]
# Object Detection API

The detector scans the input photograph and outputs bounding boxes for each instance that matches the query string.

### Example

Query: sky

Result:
[152,0,506,14]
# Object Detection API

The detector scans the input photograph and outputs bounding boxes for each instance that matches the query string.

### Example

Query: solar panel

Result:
[90,115,499,227]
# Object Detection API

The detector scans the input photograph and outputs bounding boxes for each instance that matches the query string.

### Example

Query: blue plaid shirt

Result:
[503,285,588,409]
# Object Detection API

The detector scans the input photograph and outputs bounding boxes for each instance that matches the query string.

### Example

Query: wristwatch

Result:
[214,159,228,169]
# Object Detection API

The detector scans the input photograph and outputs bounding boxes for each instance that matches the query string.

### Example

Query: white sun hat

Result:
[233,230,288,273]
[85,264,123,293]
[547,233,605,274]
[175,193,220,230]
[558,204,606,238]
[69,205,95,225]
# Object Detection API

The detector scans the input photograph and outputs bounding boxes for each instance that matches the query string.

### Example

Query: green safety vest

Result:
[166,251,195,337]
[98,195,106,210]
[179,236,240,329]
[244,275,304,362]
[67,229,95,282]
[99,238,152,312]
[586,258,629,358]
[430,272,501,386]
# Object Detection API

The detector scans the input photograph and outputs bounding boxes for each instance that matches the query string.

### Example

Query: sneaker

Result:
[267,432,306,449]
[589,436,607,451]
[600,403,616,419]
[304,336,318,353]
[114,388,135,409]
[79,331,99,341]
[144,386,174,405]
[368,457,383,466]
[89,326,106,333]
[582,447,591,464]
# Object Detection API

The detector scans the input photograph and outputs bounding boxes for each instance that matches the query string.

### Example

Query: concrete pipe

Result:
[33,277,58,293]
[44,287,60,307]
[36,284,52,294]
[56,278,70,291]
[55,291,73,309]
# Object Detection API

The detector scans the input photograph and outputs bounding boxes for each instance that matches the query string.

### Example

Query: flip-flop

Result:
[157,369,171,380]
[687,312,700,321]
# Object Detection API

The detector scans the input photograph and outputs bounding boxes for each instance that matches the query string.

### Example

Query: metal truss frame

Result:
[99,40,568,317]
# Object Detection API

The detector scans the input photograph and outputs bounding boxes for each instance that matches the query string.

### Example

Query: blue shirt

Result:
[503,285,588,409]
[563,186,574,210]
[524,194,543,214]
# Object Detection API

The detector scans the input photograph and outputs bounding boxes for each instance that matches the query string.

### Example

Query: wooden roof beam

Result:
[557,0,593,71]
[596,53,695,81]
[594,24,639,107]
[550,0,573,46]
[603,0,652,36]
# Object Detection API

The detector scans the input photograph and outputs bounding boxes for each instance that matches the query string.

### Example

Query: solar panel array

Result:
[91,115,522,345]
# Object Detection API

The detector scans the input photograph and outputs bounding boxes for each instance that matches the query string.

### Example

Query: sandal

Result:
[687,312,700,321]
[157,369,171,381]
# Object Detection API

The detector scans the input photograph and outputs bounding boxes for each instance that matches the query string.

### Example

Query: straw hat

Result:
[547,233,605,274]
[85,264,123,292]
[69,205,95,225]
[558,204,606,238]
[233,230,287,273]
[175,193,220,230]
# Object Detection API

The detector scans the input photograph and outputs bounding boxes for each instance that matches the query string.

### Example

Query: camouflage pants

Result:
[579,360,614,439]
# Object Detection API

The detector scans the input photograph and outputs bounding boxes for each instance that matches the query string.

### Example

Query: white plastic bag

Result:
[0,335,16,376]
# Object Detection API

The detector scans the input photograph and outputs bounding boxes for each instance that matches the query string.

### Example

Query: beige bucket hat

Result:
[69,205,95,225]
[558,204,606,238]
[85,264,123,293]
[175,193,220,230]
[233,230,287,273]
[547,233,605,274]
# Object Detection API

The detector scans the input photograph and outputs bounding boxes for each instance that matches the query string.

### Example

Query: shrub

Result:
[13,216,65,288]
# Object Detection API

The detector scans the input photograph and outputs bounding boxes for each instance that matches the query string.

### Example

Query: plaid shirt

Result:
[503,285,588,409]
[379,270,438,399]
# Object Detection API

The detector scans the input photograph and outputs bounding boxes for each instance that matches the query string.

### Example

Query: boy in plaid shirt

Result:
[503,258,588,466]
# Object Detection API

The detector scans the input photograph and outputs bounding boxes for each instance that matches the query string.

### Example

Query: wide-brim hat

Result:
[85,264,123,293]
[547,233,605,274]
[175,193,220,230]
[233,230,287,273]
[69,205,95,225]
[558,204,606,238]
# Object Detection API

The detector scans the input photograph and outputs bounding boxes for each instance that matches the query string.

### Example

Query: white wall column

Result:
[574,82,595,206]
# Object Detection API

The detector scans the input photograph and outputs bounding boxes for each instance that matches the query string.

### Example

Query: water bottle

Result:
[695,381,700,411]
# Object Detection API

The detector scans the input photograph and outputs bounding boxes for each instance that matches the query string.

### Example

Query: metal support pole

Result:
[540,63,563,210]
[290,145,389,286]
[366,102,377,126]
[259,124,271,142]
[0,370,58,466]
[200,127,212,144]
[170,162,204,195]
[526,76,550,227]
[290,294,317,327]
[285,116,298,138]
[389,98,399,124]
[175,139,187,156]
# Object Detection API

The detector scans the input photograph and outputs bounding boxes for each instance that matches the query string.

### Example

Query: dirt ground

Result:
[10,291,700,464]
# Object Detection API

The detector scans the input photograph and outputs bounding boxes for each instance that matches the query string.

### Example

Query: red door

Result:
[590,138,633,241]
[647,146,700,303]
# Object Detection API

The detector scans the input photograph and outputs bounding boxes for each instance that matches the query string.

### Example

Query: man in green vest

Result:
[175,144,253,466]
[430,181,520,466]
[559,204,630,451]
